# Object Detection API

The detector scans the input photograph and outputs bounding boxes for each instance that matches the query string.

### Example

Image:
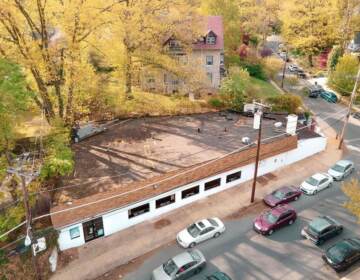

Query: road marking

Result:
[345,143,360,153]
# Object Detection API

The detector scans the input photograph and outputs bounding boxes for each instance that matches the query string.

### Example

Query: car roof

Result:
[309,216,332,232]
[311,173,327,181]
[271,204,294,215]
[172,251,194,267]
[196,219,211,229]
[336,160,353,167]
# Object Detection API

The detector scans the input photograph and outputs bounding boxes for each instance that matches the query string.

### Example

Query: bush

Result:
[40,121,74,180]
[329,54,359,96]
[208,98,224,108]
[287,75,299,86]
[267,94,303,114]
[263,57,283,80]
[327,45,343,73]
[260,48,273,58]
[220,67,250,111]
[240,61,267,81]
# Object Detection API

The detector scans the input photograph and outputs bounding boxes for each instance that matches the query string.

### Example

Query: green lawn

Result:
[249,77,282,99]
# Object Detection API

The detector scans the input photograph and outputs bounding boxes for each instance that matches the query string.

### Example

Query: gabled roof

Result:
[193,16,224,50]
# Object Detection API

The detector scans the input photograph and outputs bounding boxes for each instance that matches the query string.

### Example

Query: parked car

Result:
[352,112,360,120]
[152,249,206,280]
[204,271,232,280]
[301,216,343,245]
[322,238,360,272]
[253,204,297,235]
[279,51,289,62]
[177,218,225,248]
[300,173,333,195]
[307,86,323,98]
[288,64,299,72]
[263,186,302,207]
[296,70,307,79]
[72,123,107,143]
[328,160,355,181]
[320,91,338,103]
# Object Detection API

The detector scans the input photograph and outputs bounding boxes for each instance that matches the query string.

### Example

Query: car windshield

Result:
[272,190,286,199]
[265,212,279,224]
[189,250,201,262]
[328,242,354,263]
[163,259,178,275]
[305,177,319,186]
[308,218,329,235]
[187,224,201,237]
[331,164,346,173]
[208,218,219,227]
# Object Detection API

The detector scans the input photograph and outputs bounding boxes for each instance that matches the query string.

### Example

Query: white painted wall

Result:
[58,136,327,250]
[58,222,85,251]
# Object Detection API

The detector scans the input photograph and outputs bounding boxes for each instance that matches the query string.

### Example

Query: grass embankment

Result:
[249,77,281,99]
[115,90,213,117]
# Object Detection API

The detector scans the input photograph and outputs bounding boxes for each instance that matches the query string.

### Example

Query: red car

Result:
[253,204,297,235]
[263,186,302,207]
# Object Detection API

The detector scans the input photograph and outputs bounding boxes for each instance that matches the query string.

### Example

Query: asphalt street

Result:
[122,38,360,280]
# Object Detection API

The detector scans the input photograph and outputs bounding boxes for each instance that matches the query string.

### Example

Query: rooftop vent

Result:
[242,137,250,144]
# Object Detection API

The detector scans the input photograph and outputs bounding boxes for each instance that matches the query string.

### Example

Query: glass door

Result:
[83,217,104,242]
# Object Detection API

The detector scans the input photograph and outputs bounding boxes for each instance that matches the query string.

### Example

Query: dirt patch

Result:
[153,219,171,229]
[225,199,268,220]
[56,248,79,270]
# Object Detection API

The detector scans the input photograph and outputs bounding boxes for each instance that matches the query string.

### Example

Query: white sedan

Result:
[300,173,333,195]
[328,160,355,181]
[176,218,225,248]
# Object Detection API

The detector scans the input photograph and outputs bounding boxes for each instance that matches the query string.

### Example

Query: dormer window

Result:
[205,31,217,45]
[206,35,216,45]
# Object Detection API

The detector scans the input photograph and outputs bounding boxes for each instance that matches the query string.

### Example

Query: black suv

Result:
[323,238,360,271]
[301,216,343,245]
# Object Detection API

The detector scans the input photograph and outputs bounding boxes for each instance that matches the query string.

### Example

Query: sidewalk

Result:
[50,122,344,280]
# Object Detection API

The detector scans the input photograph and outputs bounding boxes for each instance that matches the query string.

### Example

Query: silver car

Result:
[151,249,206,280]
[328,160,355,181]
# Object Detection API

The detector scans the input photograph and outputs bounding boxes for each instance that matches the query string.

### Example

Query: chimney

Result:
[286,114,298,135]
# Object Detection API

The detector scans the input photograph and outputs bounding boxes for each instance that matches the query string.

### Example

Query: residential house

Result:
[141,16,225,94]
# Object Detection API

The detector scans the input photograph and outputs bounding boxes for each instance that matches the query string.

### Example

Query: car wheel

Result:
[268,229,274,235]
[328,182,332,188]
[189,242,196,248]
[313,190,318,195]
[214,232,221,238]
[194,267,202,275]
[288,220,294,225]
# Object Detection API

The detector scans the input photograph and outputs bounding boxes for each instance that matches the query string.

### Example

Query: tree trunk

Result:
[55,83,64,119]
[308,54,313,67]
[124,45,134,100]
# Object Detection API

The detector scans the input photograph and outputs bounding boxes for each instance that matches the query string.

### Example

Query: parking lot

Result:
[121,169,360,280]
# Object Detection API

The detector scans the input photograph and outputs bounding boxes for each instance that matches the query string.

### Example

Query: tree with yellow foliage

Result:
[109,0,202,99]
[281,0,338,66]
[0,0,120,124]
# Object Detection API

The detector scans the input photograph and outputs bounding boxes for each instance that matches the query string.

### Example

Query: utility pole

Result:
[338,63,360,150]
[251,113,262,203]
[281,49,288,89]
[7,168,42,280]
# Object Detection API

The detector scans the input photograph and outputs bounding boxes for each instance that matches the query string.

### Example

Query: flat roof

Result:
[57,112,300,202]
[51,112,321,228]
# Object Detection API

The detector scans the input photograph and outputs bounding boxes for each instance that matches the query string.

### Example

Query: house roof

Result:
[193,16,224,50]
[50,135,298,229]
